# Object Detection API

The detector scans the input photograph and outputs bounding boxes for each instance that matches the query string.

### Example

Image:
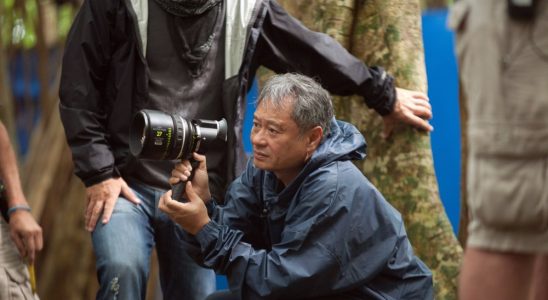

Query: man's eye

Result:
[268,128,279,134]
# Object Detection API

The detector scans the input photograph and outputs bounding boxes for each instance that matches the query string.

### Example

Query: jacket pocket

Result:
[1,265,35,300]
[470,156,548,232]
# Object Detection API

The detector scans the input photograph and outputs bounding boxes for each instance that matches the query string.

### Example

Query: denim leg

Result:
[154,189,216,300]
[206,290,239,300]
[92,184,156,300]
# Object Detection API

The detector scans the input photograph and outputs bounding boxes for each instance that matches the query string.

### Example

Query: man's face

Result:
[250,99,313,185]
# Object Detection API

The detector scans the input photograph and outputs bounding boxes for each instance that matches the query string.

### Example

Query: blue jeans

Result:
[91,180,216,300]
[206,290,238,300]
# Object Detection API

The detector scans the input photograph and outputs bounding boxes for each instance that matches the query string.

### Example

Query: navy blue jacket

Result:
[183,119,433,299]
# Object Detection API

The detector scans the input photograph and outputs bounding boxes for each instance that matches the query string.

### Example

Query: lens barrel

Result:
[129,109,227,160]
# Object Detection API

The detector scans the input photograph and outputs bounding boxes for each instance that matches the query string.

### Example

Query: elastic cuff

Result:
[377,82,396,116]
[83,167,121,187]
[195,221,221,251]
[372,73,396,116]
[362,67,397,116]
[7,204,31,217]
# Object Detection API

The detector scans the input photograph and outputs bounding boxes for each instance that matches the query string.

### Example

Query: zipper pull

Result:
[260,207,268,218]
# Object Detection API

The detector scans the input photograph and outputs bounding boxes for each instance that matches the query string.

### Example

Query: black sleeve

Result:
[58,0,120,186]
[252,0,396,115]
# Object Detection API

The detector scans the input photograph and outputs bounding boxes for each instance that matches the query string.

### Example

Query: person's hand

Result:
[159,182,211,235]
[382,87,433,138]
[85,177,140,232]
[9,209,43,263]
[170,153,211,202]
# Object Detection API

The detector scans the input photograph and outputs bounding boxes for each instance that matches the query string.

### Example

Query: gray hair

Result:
[256,73,334,136]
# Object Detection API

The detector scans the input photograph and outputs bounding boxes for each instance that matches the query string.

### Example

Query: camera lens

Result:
[129,109,227,161]
[129,109,187,160]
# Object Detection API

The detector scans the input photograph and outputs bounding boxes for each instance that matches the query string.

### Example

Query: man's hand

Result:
[159,182,211,235]
[9,210,43,263]
[85,177,140,232]
[169,153,211,202]
[382,87,433,138]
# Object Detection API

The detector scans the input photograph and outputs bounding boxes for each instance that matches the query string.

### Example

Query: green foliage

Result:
[1,0,76,49]
[58,4,75,38]
[1,0,35,49]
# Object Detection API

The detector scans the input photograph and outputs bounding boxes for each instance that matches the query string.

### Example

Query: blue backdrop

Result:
[422,9,460,234]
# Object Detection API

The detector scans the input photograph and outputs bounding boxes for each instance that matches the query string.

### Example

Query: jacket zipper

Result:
[260,200,272,250]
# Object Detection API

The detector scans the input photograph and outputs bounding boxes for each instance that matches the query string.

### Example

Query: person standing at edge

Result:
[450,1,548,299]
[0,120,42,299]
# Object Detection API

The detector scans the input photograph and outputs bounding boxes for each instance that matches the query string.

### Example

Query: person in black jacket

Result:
[159,73,433,300]
[59,0,433,299]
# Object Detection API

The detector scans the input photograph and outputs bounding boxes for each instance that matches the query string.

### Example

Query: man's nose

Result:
[251,129,266,146]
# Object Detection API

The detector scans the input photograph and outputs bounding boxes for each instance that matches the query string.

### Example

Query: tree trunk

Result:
[275,0,462,298]
[421,0,453,10]
[0,50,18,144]
[0,0,18,147]
[18,2,96,298]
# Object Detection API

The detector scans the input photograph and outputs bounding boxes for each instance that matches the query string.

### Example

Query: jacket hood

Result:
[276,119,367,194]
[306,118,366,170]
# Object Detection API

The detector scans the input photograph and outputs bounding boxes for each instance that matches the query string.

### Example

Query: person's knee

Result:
[96,251,148,288]
[100,254,147,275]
[96,256,148,299]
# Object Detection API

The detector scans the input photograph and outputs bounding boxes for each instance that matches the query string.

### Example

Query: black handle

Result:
[171,158,200,202]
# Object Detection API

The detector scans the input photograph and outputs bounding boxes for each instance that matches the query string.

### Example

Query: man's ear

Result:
[306,126,323,152]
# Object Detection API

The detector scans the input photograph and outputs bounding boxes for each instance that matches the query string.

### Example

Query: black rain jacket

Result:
[59,0,396,187]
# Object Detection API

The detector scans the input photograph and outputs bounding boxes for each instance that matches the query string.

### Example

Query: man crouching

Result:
[159,73,433,300]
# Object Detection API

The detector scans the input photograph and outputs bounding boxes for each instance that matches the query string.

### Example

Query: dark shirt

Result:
[129,0,226,194]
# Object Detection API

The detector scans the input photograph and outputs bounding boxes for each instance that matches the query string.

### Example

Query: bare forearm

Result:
[0,123,26,206]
